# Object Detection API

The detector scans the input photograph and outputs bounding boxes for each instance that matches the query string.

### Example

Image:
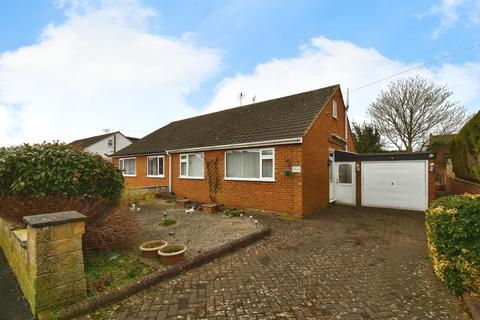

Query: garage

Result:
[362,161,428,211]
[334,150,435,211]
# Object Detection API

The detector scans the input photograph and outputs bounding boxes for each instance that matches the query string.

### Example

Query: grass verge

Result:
[84,251,154,297]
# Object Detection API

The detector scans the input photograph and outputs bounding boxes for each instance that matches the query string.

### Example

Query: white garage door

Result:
[362,161,428,211]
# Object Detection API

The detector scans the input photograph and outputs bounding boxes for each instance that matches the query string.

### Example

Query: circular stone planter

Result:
[158,244,187,265]
[139,240,168,258]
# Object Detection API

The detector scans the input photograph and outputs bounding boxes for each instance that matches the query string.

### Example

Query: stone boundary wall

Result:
[0,211,87,317]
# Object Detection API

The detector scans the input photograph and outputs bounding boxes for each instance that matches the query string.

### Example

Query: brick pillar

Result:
[355,161,362,207]
[23,211,87,315]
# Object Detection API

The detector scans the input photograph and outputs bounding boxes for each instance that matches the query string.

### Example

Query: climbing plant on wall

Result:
[449,112,480,182]
[206,156,221,203]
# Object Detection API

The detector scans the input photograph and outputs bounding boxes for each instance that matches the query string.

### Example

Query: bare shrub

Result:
[0,196,138,251]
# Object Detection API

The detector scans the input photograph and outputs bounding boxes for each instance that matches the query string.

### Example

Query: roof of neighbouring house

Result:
[70,131,137,149]
[113,84,339,156]
[429,134,456,145]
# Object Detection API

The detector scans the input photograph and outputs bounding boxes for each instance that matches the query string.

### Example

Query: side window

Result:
[332,100,337,119]
[119,158,136,176]
[338,163,352,184]
[107,139,113,147]
[179,153,204,178]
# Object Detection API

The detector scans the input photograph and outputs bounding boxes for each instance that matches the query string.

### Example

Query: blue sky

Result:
[0,0,479,144]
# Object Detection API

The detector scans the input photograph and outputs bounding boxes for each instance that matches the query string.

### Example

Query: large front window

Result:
[180,153,204,178]
[119,158,136,176]
[147,156,164,177]
[225,148,274,181]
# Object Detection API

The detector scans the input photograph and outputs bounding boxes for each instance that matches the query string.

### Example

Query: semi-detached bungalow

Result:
[112,85,354,217]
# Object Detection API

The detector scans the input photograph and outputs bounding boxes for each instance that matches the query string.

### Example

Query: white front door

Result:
[335,162,355,205]
[329,151,335,202]
[362,161,428,211]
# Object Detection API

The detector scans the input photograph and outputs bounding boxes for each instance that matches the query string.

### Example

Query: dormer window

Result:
[332,100,337,119]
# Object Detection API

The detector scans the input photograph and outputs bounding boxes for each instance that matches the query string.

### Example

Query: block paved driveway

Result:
[91,205,469,319]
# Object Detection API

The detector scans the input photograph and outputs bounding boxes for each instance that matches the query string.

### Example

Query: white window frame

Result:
[146,155,165,178]
[119,157,136,177]
[224,148,275,182]
[107,139,113,147]
[179,153,204,179]
[332,100,338,119]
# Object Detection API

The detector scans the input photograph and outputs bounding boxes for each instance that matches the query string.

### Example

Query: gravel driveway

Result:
[90,205,469,319]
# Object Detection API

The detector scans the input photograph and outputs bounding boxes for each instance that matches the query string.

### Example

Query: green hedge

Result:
[0,143,124,204]
[426,195,480,295]
[449,112,480,182]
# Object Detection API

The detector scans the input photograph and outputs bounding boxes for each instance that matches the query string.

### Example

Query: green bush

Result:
[0,143,124,203]
[449,112,480,182]
[425,194,480,295]
[223,208,242,217]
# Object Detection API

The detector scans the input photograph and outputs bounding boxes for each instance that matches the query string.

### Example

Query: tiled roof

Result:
[70,131,138,149]
[114,85,339,156]
[70,132,115,149]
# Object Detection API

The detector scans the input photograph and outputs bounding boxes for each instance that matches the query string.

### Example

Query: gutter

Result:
[345,88,349,152]
[166,137,303,154]
[166,151,172,193]
[345,112,348,151]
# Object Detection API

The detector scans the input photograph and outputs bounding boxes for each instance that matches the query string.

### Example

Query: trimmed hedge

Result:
[426,194,480,295]
[0,143,124,204]
[449,112,480,182]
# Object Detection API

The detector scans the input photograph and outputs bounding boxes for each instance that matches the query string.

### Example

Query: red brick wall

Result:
[434,146,449,169]
[302,87,355,215]
[112,156,169,189]
[446,176,480,194]
[170,145,304,216]
[355,160,362,207]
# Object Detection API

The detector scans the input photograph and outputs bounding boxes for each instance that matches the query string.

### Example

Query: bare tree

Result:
[367,76,468,151]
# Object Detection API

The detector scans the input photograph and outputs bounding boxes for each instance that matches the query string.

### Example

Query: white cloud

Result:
[205,37,480,123]
[0,0,221,146]
[1,1,478,148]
[421,0,480,38]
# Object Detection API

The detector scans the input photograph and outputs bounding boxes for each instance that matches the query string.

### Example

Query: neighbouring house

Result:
[429,133,456,189]
[70,131,138,158]
[433,112,480,195]
[113,85,355,217]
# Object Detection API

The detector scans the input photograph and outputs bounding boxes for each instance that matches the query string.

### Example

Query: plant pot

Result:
[139,240,168,258]
[158,244,187,265]
[176,198,190,208]
[202,203,217,214]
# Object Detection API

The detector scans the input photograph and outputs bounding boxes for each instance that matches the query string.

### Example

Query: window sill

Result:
[179,176,204,180]
[147,175,165,178]
[224,177,275,183]
[123,175,136,177]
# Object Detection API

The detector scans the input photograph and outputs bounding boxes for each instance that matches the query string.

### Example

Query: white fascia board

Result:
[166,137,303,154]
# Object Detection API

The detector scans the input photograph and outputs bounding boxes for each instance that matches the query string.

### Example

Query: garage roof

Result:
[335,150,436,162]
